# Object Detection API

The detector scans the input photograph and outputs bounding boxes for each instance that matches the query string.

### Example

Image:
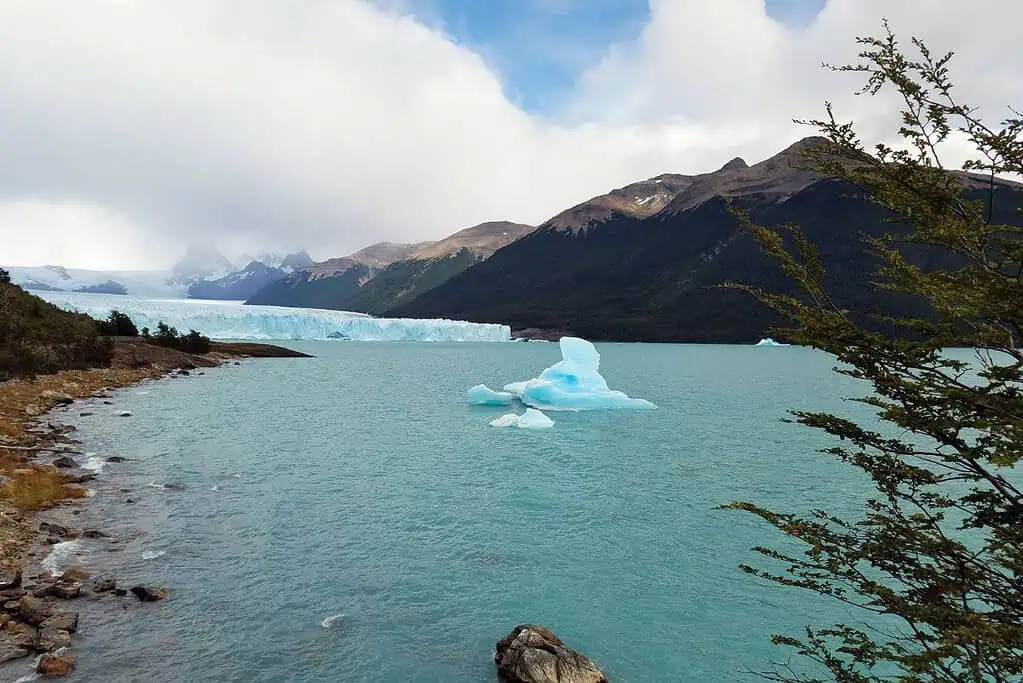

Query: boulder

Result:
[6,620,38,648]
[82,529,107,539]
[91,576,116,593]
[79,412,94,417]
[40,391,74,406]
[130,585,169,602]
[51,456,78,469]
[38,522,70,537]
[24,405,43,417]
[37,652,76,676]
[18,595,53,624]
[35,626,72,652]
[495,625,608,683]
[0,568,22,590]
[106,456,128,463]
[65,472,96,484]
[0,630,30,664]
[51,582,81,600]
[41,613,79,633]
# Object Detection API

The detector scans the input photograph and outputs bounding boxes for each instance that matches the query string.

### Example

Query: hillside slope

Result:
[392,140,1023,342]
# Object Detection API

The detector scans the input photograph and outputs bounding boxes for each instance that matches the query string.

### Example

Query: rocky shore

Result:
[0,338,308,677]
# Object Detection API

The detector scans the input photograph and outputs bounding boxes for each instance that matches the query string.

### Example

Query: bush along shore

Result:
[0,280,309,676]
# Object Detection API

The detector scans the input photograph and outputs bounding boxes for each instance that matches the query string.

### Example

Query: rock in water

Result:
[37,652,76,676]
[130,585,170,602]
[495,625,608,683]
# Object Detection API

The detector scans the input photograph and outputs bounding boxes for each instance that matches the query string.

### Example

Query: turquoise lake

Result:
[21,341,879,682]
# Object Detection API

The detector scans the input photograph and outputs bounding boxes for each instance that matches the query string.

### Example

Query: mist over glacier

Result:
[38,292,510,342]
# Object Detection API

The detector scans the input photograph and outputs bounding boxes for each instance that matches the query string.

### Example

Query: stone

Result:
[112,588,127,597]
[79,412,94,417]
[163,483,186,491]
[39,522,70,537]
[124,498,136,504]
[18,595,53,624]
[494,625,608,683]
[51,583,81,600]
[0,631,30,664]
[37,652,76,676]
[91,576,116,593]
[40,391,74,406]
[0,589,26,601]
[0,568,21,590]
[3,600,20,611]
[60,569,90,583]
[82,529,107,539]
[6,621,38,648]
[35,626,72,652]
[130,585,169,602]
[106,456,128,463]
[65,472,96,484]
[41,613,79,633]
[25,405,43,417]
[103,400,114,405]
[118,411,132,417]
[51,456,78,469]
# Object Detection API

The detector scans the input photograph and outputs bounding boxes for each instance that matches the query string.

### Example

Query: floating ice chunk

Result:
[511,337,656,411]
[755,337,789,347]
[502,381,528,397]
[488,409,554,429]
[467,384,515,406]
[516,409,554,429]
[489,413,521,428]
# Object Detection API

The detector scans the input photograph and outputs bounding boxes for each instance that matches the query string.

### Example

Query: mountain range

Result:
[243,136,1023,342]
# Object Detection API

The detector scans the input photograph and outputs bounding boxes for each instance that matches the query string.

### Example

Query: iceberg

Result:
[467,384,515,406]
[755,337,790,347]
[489,409,554,430]
[510,337,656,411]
[35,291,510,342]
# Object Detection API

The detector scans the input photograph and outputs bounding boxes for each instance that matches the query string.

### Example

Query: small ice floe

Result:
[210,485,220,492]
[320,614,344,630]
[755,337,790,347]
[141,550,165,561]
[489,408,555,430]
[41,540,84,577]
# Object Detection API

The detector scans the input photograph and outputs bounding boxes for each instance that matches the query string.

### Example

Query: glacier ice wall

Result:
[37,292,510,342]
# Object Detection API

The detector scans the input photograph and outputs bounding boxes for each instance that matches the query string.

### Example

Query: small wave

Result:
[320,614,344,630]
[136,391,150,395]
[82,453,105,473]
[210,485,219,492]
[148,481,164,488]
[142,550,166,561]
[41,540,83,577]
[232,473,242,479]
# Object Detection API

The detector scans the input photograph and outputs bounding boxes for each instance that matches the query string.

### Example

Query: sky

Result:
[1,0,1020,270]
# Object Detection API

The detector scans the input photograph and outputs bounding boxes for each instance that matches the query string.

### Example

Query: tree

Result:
[95,310,139,337]
[726,22,1023,682]
[0,268,10,285]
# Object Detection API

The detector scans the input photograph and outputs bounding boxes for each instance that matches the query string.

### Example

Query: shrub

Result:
[147,320,212,354]
[0,281,113,380]
[0,268,10,284]
[95,309,139,337]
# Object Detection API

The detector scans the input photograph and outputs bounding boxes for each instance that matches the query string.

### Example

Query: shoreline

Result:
[0,338,308,677]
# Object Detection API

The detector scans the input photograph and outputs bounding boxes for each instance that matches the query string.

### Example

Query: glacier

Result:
[36,292,510,342]
[474,337,656,412]
[6,266,187,299]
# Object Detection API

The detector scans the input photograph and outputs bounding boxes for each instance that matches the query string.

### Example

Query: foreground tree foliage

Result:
[727,23,1023,682]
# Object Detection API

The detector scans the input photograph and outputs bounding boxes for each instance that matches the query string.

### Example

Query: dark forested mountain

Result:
[391,138,1023,342]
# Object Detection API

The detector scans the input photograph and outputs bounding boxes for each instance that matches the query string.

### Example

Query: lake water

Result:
[18,342,878,682]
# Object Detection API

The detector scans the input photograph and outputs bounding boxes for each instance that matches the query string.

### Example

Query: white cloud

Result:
[0,0,1020,269]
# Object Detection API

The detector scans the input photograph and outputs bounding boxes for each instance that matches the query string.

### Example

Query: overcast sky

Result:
[1,0,1020,270]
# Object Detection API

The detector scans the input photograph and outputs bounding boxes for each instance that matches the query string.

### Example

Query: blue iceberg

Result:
[467,384,515,406]
[489,409,555,429]
[508,337,656,411]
